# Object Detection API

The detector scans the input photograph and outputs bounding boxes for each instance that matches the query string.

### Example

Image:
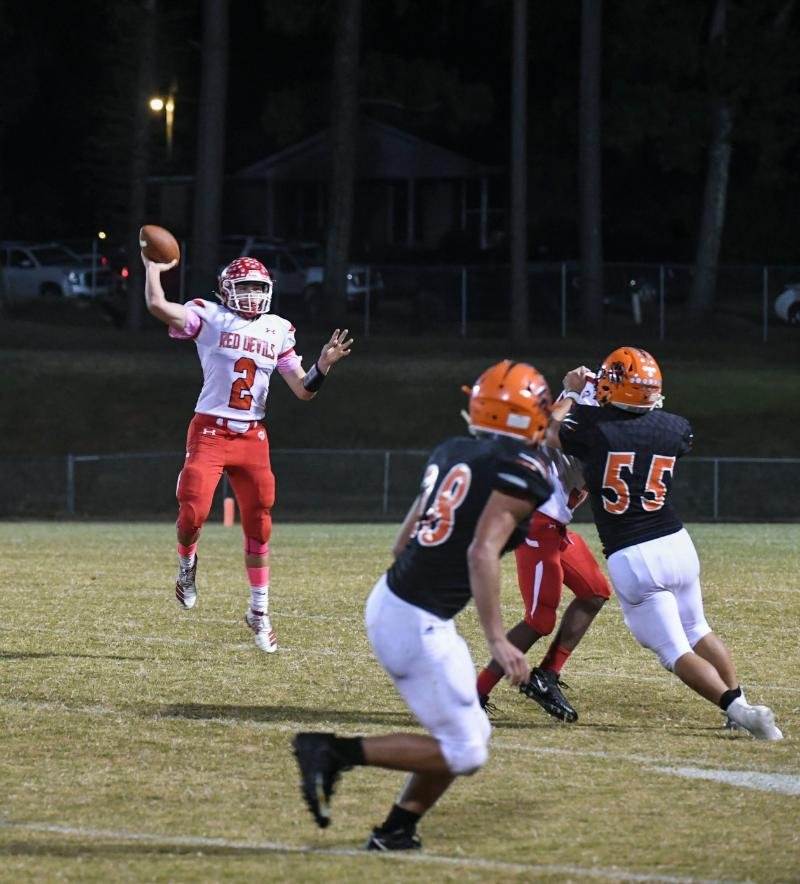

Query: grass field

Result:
[1,521,799,883]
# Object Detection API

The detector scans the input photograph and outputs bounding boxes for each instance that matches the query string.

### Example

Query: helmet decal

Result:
[596,347,663,412]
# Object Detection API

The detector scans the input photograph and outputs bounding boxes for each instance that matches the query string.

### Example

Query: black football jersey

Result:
[559,405,693,557]
[387,435,552,619]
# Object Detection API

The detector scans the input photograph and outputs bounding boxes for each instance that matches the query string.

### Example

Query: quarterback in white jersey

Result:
[143,252,352,652]
[175,298,300,421]
[476,370,611,723]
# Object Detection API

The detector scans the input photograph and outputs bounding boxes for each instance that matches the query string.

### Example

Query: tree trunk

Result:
[689,0,730,322]
[579,0,603,330]
[125,0,157,332]
[689,100,732,321]
[189,0,230,302]
[690,0,795,321]
[323,0,362,324]
[509,0,529,343]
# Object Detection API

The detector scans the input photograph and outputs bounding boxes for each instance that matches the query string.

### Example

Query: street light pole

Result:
[149,80,177,162]
[165,92,175,162]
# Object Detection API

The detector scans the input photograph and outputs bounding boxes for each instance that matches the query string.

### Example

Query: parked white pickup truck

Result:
[0,241,112,308]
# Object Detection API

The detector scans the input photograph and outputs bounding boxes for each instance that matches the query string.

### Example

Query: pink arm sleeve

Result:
[168,309,202,340]
[277,350,302,374]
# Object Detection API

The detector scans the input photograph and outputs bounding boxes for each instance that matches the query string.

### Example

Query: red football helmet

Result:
[468,360,552,445]
[218,257,273,316]
[595,346,663,412]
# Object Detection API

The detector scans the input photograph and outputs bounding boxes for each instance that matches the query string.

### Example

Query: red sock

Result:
[476,668,503,696]
[541,643,572,675]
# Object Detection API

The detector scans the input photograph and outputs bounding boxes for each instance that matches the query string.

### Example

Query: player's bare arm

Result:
[281,328,354,401]
[544,364,590,448]
[468,491,535,686]
[392,493,425,559]
[142,253,186,331]
[545,399,573,448]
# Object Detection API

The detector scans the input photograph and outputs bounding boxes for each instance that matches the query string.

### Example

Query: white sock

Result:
[250,585,269,615]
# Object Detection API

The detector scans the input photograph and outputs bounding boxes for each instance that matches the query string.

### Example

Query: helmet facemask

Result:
[217,258,273,317]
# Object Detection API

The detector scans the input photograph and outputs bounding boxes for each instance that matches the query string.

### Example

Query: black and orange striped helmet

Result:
[595,346,663,412]
[468,360,552,445]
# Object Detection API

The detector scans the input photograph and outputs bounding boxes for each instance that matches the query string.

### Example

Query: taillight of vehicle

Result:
[121,267,129,278]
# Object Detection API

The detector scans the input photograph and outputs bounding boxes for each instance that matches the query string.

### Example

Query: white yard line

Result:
[0,820,741,883]
[492,739,800,792]
[649,767,800,796]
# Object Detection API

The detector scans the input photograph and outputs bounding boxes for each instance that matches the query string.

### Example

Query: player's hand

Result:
[563,365,592,393]
[318,328,354,371]
[141,252,178,274]
[487,637,530,687]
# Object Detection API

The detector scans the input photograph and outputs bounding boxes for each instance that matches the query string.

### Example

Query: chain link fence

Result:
[116,235,800,342]
[1,450,798,523]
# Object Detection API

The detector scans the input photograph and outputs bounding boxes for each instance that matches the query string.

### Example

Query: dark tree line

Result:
[1,0,798,332]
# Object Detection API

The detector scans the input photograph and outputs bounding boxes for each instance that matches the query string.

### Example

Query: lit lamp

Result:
[149,85,176,161]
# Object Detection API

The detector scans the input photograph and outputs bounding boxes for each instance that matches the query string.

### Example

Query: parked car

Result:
[59,238,130,296]
[774,284,800,326]
[219,235,383,316]
[0,241,114,309]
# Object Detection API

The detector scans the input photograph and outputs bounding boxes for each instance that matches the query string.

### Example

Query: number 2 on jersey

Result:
[417,463,472,546]
[601,452,676,514]
[228,357,257,410]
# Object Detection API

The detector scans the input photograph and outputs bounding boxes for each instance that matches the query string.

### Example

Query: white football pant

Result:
[607,528,711,671]
[365,574,491,776]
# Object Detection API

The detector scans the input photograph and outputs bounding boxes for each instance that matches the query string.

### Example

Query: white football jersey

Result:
[537,375,599,525]
[170,299,301,420]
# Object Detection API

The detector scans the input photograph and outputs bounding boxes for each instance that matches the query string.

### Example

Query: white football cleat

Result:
[175,556,198,610]
[726,698,783,741]
[245,609,278,653]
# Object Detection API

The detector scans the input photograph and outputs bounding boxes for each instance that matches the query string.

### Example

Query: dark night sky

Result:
[2,0,799,262]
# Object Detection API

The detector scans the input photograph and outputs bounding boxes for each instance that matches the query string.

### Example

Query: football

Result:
[139,224,180,264]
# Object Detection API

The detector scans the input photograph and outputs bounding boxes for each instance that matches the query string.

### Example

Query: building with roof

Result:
[149,118,504,257]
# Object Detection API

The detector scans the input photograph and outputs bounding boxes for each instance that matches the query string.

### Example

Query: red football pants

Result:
[514,511,611,635]
[176,414,275,543]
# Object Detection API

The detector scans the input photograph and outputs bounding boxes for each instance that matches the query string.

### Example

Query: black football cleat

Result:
[520,666,578,723]
[478,692,498,719]
[292,732,349,828]
[365,827,423,851]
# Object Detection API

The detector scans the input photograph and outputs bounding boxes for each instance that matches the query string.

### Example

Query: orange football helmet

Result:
[595,346,663,412]
[468,360,552,445]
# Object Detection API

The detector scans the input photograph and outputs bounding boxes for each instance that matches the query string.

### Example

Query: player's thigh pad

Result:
[608,537,694,670]
[669,530,711,647]
[226,434,276,542]
[515,531,563,634]
[560,530,611,599]
[366,576,490,776]
[177,419,227,529]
